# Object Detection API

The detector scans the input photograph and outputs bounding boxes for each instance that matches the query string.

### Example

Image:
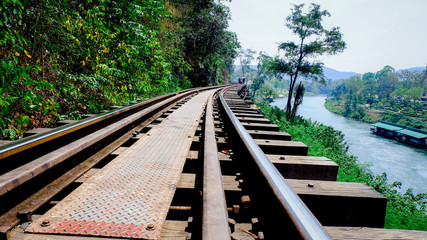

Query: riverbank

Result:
[324,97,427,131]
[258,100,426,230]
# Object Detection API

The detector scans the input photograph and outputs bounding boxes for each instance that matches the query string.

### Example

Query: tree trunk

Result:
[290,82,305,122]
[285,74,298,117]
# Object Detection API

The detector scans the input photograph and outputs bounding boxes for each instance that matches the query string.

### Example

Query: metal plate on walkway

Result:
[26,90,215,239]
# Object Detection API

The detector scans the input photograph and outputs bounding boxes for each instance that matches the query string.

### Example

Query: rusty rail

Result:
[219,88,333,240]
[0,86,220,238]
[0,86,220,160]
[202,91,231,240]
[0,92,181,160]
[0,92,191,196]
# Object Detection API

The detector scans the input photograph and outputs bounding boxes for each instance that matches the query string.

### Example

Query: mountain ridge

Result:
[234,65,425,81]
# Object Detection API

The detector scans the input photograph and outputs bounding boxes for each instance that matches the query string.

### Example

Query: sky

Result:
[225,0,427,74]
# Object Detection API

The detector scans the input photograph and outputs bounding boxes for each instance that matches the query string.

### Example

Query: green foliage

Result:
[0,0,238,139]
[174,0,239,86]
[268,3,346,121]
[248,52,274,99]
[238,48,255,79]
[328,66,427,130]
[258,101,427,230]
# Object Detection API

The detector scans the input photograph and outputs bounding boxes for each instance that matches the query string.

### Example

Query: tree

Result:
[406,87,424,102]
[238,48,256,78]
[376,66,398,100]
[250,52,273,98]
[270,3,346,120]
[177,0,239,86]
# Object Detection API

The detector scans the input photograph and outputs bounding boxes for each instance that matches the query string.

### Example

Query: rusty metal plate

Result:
[26,90,215,239]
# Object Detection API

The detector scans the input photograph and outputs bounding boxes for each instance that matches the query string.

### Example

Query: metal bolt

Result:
[146,224,155,231]
[233,205,240,214]
[41,220,50,227]
[307,183,315,188]
[17,209,32,222]
[228,218,236,232]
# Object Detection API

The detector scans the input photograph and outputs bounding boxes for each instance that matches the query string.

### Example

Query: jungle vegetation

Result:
[326,66,427,130]
[0,0,239,139]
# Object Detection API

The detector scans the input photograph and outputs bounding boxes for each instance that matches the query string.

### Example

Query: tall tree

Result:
[271,3,346,120]
[250,52,273,98]
[176,0,239,86]
[238,48,256,78]
[376,66,398,100]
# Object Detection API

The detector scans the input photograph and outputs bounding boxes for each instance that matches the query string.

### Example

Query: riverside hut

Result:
[371,121,427,148]
[370,121,404,139]
[396,128,427,148]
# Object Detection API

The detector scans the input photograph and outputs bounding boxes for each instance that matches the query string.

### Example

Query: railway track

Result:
[0,85,426,239]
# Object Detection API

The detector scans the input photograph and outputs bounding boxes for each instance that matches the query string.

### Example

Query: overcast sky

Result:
[225,0,427,74]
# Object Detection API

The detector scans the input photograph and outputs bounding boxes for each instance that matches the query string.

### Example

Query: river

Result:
[271,96,427,194]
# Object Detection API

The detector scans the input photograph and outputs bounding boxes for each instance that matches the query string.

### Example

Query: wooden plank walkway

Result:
[26,90,216,239]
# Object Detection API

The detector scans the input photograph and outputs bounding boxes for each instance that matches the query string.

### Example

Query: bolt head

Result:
[41,220,50,227]
[146,224,155,231]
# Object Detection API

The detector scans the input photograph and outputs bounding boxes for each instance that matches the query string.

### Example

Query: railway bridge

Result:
[0,85,426,239]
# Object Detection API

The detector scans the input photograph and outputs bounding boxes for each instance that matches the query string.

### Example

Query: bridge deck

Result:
[26,90,215,239]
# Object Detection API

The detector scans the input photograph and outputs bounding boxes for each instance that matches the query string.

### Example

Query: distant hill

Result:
[233,65,425,81]
[234,65,359,81]
[322,67,359,81]
[396,67,425,73]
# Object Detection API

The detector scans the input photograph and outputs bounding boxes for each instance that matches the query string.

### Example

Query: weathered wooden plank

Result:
[230,106,254,111]
[0,140,13,147]
[187,150,198,160]
[286,179,387,227]
[56,120,79,126]
[325,226,427,239]
[218,151,231,161]
[230,109,260,114]
[247,130,291,140]
[237,116,270,124]
[110,146,129,155]
[178,173,196,189]
[241,122,280,131]
[81,113,97,119]
[23,128,52,137]
[74,168,100,183]
[268,155,338,181]
[255,139,308,155]
[175,173,240,192]
[233,113,265,118]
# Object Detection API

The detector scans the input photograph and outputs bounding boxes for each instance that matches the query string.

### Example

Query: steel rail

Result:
[0,87,219,238]
[219,88,332,240]
[0,87,220,196]
[0,87,217,160]
[202,91,231,240]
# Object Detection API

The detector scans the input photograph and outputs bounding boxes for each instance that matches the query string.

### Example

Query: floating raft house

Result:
[371,121,427,148]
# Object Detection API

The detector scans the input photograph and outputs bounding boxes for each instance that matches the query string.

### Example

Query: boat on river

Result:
[371,121,427,148]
